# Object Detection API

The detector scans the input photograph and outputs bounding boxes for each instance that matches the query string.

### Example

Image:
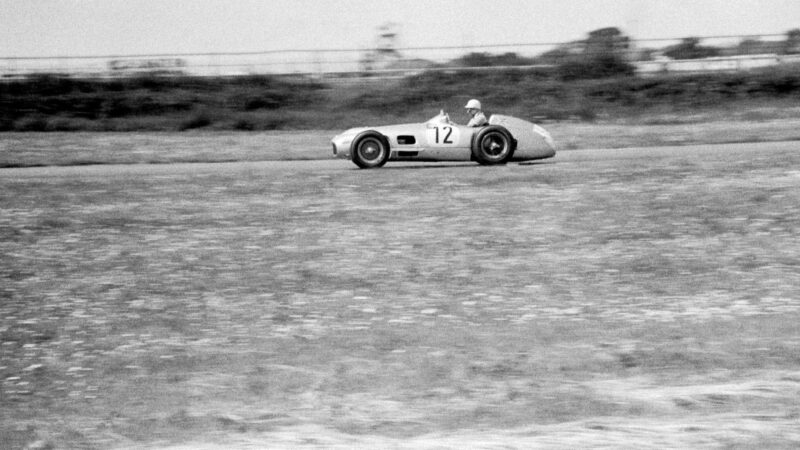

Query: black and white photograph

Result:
[2,1,799,448]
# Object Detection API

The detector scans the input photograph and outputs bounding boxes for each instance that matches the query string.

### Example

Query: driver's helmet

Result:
[464,99,482,110]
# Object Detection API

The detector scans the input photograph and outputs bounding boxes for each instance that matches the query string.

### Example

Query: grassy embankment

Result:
[2,67,799,133]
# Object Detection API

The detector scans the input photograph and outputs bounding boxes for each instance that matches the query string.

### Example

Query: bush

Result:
[453,52,536,67]
[557,55,635,81]
[664,38,722,60]
[178,109,213,130]
[233,119,255,130]
[755,72,800,95]
[239,92,287,110]
[14,115,49,131]
[45,117,88,131]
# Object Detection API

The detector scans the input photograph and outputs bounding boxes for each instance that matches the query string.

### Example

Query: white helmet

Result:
[464,99,481,110]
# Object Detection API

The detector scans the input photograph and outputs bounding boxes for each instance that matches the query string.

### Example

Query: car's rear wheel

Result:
[352,133,389,169]
[472,126,514,165]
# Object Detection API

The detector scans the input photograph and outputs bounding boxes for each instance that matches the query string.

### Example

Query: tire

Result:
[471,126,514,165]
[352,132,389,169]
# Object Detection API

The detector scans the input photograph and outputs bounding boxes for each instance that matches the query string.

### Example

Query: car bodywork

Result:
[331,111,555,168]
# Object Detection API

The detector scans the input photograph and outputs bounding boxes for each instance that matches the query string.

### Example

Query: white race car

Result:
[331,111,556,168]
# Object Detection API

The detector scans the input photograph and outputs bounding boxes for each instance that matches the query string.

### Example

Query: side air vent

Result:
[397,135,416,145]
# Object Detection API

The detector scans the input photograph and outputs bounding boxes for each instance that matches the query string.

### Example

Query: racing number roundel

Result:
[426,125,460,147]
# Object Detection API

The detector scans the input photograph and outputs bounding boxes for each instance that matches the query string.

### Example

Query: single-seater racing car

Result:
[331,110,555,168]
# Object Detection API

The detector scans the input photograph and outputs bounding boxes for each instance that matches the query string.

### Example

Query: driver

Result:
[465,99,488,127]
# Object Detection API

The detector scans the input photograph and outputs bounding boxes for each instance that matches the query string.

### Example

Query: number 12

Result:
[435,126,453,144]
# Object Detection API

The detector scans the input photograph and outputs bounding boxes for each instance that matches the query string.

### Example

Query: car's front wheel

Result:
[472,126,514,165]
[352,132,389,169]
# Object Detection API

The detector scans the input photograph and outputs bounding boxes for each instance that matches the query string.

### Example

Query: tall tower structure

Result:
[360,22,402,72]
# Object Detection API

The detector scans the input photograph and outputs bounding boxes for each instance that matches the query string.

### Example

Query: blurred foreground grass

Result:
[1,142,800,448]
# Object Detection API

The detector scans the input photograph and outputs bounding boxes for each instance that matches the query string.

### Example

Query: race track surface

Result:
[4,140,798,178]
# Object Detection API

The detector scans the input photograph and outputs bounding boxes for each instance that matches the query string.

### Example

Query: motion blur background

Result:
[1,0,799,131]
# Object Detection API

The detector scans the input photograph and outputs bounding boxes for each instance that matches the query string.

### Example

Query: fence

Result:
[2,34,797,80]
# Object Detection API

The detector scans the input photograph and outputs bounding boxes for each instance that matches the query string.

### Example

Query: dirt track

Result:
[2,141,799,449]
[4,140,798,177]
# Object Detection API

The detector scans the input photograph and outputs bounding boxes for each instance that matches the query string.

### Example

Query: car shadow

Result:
[371,161,555,170]
[346,160,556,171]
[517,160,556,166]
[378,163,479,171]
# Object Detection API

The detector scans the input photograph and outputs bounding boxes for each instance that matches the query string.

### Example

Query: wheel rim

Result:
[358,138,384,162]
[481,133,508,158]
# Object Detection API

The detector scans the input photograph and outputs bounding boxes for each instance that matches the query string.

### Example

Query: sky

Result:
[1,0,798,58]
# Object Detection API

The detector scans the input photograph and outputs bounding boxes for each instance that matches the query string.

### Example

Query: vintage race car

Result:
[331,111,555,168]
